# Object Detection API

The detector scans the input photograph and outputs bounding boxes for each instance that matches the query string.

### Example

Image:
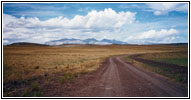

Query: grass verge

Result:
[124,53,188,85]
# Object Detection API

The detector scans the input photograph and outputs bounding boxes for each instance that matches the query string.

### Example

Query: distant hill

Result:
[147,43,188,46]
[6,41,188,46]
[8,42,47,46]
[164,43,188,46]
[132,42,188,46]
[45,38,128,45]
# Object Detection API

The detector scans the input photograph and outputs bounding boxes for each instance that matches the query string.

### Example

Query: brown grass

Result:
[3,44,188,97]
[3,45,187,83]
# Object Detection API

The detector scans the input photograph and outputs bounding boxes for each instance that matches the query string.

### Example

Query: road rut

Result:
[59,56,188,97]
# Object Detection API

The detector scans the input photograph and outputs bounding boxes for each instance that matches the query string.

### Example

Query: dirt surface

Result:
[4,55,188,97]
[50,55,188,97]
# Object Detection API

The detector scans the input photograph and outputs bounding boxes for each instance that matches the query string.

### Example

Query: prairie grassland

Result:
[139,51,188,66]
[3,45,187,83]
[124,46,188,85]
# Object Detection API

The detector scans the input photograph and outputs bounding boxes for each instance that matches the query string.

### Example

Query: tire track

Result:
[64,55,188,97]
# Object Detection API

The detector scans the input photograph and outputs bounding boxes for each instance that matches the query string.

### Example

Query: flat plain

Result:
[3,44,188,97]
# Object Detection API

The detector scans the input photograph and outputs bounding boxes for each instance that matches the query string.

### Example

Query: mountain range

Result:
[6,38,188,46]
[45,38,128,45]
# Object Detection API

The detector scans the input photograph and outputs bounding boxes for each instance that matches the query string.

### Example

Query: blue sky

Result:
[3,3,188,44]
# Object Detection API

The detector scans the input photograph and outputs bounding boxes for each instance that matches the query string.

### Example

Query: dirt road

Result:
[64,55,188,97]
[5,55,187,97]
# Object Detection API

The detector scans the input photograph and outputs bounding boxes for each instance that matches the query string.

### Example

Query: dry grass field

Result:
[3,44,188,96]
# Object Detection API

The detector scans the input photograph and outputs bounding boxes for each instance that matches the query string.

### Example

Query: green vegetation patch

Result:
[140,51,188,67]
[60,73,78,83]
[153,58,188,67]
[124,53,188,84]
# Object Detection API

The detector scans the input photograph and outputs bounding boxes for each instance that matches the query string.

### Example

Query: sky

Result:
[3,2,189,44]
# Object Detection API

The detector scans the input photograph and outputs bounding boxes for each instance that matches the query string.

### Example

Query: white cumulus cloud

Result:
[3,8,136,44]
[147,3,188,15]
[126,29,179,43]
[5,8,136,29]
[3,40,9,44]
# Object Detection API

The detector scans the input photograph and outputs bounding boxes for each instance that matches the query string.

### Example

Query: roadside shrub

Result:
[35,91,42,97]
[22,89,31,97]
[32,82,39,91]
[60,73,73,83]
